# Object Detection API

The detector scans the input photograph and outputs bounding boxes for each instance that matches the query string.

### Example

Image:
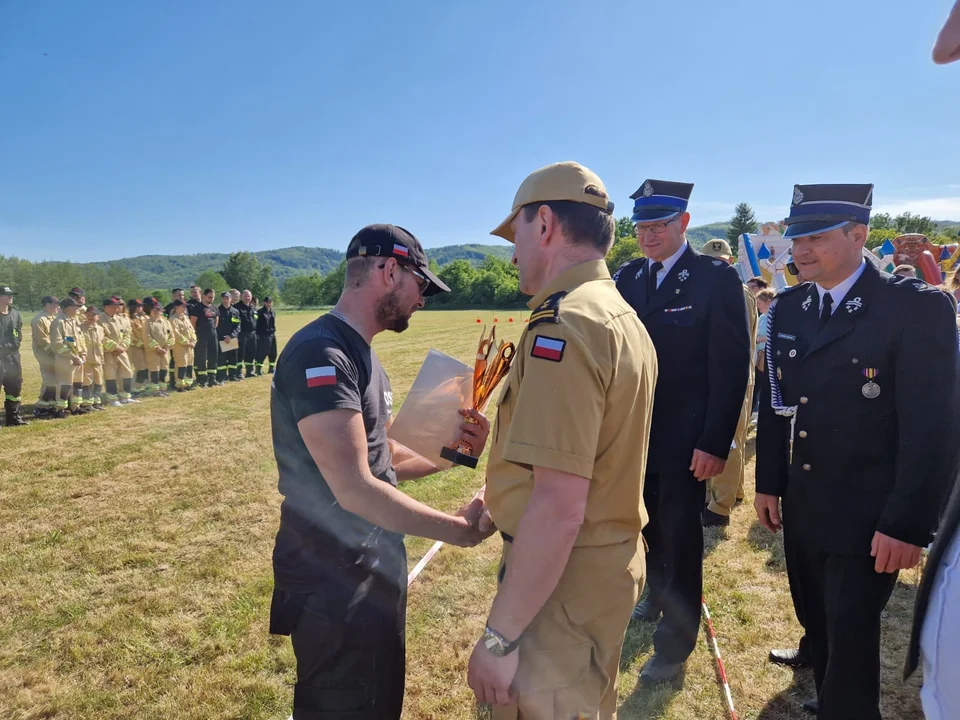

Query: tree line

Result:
[4,209,957,311]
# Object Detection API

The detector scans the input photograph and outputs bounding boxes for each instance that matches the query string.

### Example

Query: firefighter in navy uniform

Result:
[0,286,28,427]
[216,292,241,383]
[613,180,750,685]
[234,290,258,378]
[190,289,219,387]
[756,183,959,719]
[255,296,277,375]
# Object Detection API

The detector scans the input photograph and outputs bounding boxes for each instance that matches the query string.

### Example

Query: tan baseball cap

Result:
[490,161,614,243]
[701,238,734,260]
[934,0,960,64]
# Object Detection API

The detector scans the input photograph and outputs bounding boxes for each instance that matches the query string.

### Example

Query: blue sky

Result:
[1,0,958,263]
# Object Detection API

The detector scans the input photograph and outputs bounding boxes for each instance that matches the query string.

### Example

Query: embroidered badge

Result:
[801,296,812,312]
[528,291,565,330]
[642,180,654,197]
[530,335,565,362]
[862,368,880,398]
[845,296,863,314]
[793,185,804,205]
[305,366,337,388]
[678,269,690,282]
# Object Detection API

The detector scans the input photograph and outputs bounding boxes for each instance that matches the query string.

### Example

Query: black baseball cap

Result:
[69,287,86,297]
[345,224,450,297]
[0,285,15,296]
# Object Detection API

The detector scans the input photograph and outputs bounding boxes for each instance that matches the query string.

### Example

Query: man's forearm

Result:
[339,470,466,543]
[486,497,582,641]
[390,439,442,481]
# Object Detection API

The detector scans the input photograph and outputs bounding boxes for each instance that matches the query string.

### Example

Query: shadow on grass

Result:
[747,520,787,573]
[755,668,816,719]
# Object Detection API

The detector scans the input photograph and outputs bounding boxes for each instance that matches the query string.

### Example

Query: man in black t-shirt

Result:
[255,296,276,375]
[189,289,219,387]
[269,224,492,720]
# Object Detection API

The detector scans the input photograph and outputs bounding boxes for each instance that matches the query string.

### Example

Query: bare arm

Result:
[299,409,483,546]
[485,467,589,641]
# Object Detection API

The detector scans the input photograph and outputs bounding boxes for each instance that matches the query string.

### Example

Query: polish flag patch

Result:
[305,366,337,387]
[393,243,409,258]
[530,335,565,362]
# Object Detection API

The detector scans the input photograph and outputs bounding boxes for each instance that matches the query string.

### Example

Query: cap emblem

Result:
[792,186,804,206]
[642,181,654,198]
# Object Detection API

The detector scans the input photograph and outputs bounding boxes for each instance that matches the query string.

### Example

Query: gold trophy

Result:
[439,326,515,468]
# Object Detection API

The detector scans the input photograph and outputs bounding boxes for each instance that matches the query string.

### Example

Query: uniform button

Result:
[852,358,859,364]
[802,464,811,471]
[800,396,809,404]
[798,430,808,438]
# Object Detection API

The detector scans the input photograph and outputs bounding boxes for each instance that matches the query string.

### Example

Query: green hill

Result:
[96,226,731,289]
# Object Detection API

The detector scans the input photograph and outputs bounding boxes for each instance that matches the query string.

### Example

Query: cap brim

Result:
[934,0,960,63]
[783,220,849,239]
[632,209,680,223]
[490,208,520,243]
[420,264,451,296]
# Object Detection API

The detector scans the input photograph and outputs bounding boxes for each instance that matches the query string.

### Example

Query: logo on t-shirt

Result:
[383,391,393,411]
[305,366,337,388]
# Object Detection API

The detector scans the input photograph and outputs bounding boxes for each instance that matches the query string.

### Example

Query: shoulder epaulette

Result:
[775,281,810,299]
[528,291,566,329]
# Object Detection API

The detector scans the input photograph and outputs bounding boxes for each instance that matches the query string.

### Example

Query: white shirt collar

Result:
[657,239,689,276]
[816,259,866,313]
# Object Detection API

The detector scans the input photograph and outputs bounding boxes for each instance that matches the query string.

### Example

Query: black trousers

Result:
[782,519,811,657]
[784,530,897,720]
[218,348,238,381]
[0,353,24,401]
[643,470,705,663]
[256,333,277,368]
[270,547,408,719]
[238,331,257,375]
[194,332,218,385]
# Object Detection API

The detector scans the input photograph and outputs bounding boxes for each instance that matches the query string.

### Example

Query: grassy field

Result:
[0,309,925,719]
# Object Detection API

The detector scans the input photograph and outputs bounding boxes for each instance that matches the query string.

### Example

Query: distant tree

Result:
[615,216,636,241]
[317,260,346,305]
[148,289,171,305]
[894,212,936,235]
[195,270,229,295]
[866,228,899,251]
[221,251,278,299]
[605,236,643,274]
[870,213,893,230]
[726,203,758,245]
[281,273,325,306]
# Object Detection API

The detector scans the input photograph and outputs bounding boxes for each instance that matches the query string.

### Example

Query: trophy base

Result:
[440,445,479,469]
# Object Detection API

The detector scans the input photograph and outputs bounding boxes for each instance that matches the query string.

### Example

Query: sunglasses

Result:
[379,262,430,294]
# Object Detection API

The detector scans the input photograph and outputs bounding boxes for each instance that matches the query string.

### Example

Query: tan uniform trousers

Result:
[54,355,83,387]
[708,370,754,517]
[34,351,57,388]
[492,537,644,720]
[146,347,168,373]
[173,344,194,369]
[104,350,133,381]
[129,346,147,373]
[83,363,104,387]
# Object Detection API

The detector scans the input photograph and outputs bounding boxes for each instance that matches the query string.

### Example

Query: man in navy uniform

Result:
[756,183,958,719]
[614,180,750,684]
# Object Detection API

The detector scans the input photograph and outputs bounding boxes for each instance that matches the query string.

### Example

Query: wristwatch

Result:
[482,625,519,657]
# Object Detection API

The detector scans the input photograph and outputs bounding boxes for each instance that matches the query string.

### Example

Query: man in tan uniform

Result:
[699,239,758,526]
[143,297,172,398]
[80,306,107,411]
[49,297,87,417]
[31,295,59,417]
[466,162,658,719]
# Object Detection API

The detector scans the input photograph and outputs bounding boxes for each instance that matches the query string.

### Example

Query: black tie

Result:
[819,292,833,331]
[647,261,663,302]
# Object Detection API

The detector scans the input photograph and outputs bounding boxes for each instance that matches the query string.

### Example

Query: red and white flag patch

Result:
[530,335,565,362]
[305,366,337,387]
[393,243,409,259]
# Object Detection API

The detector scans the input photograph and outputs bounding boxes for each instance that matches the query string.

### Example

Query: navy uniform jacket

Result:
[757,262,959,555]
[615,244,751,473]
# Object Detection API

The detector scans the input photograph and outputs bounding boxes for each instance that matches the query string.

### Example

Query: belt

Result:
[500,531,514,543]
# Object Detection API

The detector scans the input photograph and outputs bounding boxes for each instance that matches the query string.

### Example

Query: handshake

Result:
[452,487,498,548]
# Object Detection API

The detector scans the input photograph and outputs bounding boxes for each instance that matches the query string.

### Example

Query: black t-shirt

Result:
[270,314,397,592]
[189,302,218,334]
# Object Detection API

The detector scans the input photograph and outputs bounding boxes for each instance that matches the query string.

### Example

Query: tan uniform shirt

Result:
[101,313,131,354]
[81,323,105,365]
[129,314,147,348]
[169,313,196,346]
[31,311,55,355]
[486,260,659,547]
[144,315,172,351]
[49,313,86,358]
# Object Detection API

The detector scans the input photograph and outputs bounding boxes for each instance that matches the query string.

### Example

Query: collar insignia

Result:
[845,296,863,314]
[801,295,813,311]
[678,269,690,282]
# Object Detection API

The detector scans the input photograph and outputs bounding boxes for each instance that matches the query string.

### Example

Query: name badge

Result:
[777,333,796,341]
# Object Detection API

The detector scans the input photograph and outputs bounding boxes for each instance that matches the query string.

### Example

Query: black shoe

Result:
[702,508,730,527]
[631,598,662,622]
[769,647,811,668]
[53,409,68,419]
[802,698,819,714]
[639,653,684,686]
